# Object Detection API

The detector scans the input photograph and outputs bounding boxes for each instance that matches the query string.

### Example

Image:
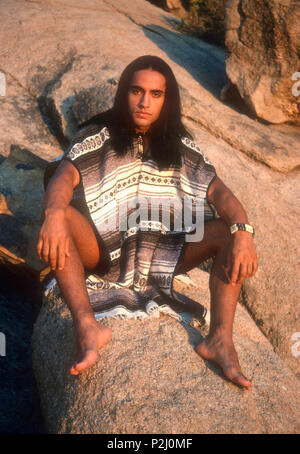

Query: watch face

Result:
[238,223,247,231]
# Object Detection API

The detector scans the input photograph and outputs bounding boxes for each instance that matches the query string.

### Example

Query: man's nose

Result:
[139,91,150,108]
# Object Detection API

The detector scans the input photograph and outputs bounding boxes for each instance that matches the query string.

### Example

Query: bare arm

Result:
[42,159,80,215]
[207,176,249,226]
[37,160,80,270]
[207,176,258,284]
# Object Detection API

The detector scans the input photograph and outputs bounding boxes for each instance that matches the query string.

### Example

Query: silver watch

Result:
[230,223,255,237]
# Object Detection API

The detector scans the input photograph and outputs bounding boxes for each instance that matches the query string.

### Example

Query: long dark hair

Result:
[79,55,192,169]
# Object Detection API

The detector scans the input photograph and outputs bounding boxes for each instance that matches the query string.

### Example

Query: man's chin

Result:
[133,119,152,130]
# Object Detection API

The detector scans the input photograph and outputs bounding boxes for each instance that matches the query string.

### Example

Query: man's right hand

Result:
[37,208,71,271]
[37,159,80,271]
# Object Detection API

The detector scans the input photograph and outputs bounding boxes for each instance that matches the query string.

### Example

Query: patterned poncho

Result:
[44,123,218,325]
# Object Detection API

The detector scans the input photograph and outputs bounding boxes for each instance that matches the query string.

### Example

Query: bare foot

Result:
[70,319,112,375]
[196,334,252,390]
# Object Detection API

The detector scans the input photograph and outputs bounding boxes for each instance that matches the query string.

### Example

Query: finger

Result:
[49,240,58,270]
[236,262,248,284]
[65,236,71,258]
[37,236,43,259]
[222,252,232,282]
[221,264,231,284]
[230,259,241,285]
[248,262,255,277]
[57,241,66,271]
[251,262,258,277]
[247,262,254,277]
[42,239,50,264]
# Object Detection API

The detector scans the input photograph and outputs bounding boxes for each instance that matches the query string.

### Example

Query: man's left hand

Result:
[221,231,258,285]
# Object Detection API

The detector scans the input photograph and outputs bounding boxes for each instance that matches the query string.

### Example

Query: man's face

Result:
[127,69,166,133]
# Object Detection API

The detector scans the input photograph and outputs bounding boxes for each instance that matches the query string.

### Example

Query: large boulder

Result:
[1,0,299,173]
[225,0,300,125]
[32,269,300,434]
[0,0,299,405]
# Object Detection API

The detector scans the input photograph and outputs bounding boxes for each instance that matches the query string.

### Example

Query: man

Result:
[37,55,258,390]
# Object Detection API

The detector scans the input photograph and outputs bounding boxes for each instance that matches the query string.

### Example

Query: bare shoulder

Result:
[207,176,231,203]
[55,159,80,187]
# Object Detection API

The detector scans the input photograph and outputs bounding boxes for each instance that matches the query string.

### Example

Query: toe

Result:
[236,375,251,390]
[70,365,79,375]
[72,350,98,374]
[225,368,251,389]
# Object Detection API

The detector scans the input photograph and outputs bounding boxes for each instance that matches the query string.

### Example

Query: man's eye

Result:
[152,92,162,98]
[131,88,141,95]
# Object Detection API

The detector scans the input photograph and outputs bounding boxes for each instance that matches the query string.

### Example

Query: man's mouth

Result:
[136,111,151,117]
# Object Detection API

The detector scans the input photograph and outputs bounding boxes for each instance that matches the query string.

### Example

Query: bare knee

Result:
[64,206,87,238]
[64,205,102,270]
[64,205,79,222]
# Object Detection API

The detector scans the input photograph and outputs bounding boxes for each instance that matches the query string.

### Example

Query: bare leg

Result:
[53,206,111,375]
[175,218,251,390]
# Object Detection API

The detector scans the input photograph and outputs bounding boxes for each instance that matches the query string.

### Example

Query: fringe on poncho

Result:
[44,123,218,326]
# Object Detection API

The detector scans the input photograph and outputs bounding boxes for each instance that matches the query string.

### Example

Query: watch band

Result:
[230,223,255,237]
